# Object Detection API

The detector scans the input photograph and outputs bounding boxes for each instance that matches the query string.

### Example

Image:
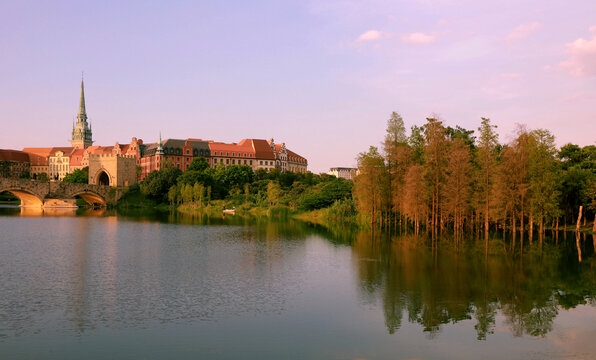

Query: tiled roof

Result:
[0,149,30,163]
[249,139,276,160]
[287,149,307,164]
[22,148,53,165]
[85,146,114,155]
[69,148,86,166]
[22,147,75,165]
[208,142,254,155]
[162,139,210,150]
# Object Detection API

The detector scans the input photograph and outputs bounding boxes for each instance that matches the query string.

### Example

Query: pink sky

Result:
[1,0,595,172]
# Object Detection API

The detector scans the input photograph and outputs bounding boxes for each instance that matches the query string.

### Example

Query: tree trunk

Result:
[593,214,596,233]
[576,205,583,232]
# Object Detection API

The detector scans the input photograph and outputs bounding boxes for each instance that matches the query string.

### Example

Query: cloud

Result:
[562,93,583,102]
[437,19,448,26]
[356,30,385,42]
[507,22,542,40]
[400,32,436,45]
[500,73,523,79]
[559,26,596,77]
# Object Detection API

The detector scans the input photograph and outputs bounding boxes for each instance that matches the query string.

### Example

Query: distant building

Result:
[139,137,308,180]
[18,75,309,184]
[0,149,31,178]
[140,137,211,179]
[328,167,357,181]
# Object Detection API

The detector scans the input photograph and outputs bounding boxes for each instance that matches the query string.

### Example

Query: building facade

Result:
[0,150,31,178]
[49,150,74,180]
[328,167,357,181]
[88,154,137,187]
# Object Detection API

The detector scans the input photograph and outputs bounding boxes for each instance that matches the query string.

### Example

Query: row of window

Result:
[211,151,254,158]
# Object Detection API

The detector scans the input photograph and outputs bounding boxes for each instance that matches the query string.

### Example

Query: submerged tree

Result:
[476,117,499,242]
[443,138,473,235]
[354,146,389,228]
[402,164,428,233]
[384,112,410,228]
[528,129,560,242]
[423,117,448,232]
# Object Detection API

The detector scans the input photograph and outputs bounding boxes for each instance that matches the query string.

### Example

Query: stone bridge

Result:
[0,178,122,207]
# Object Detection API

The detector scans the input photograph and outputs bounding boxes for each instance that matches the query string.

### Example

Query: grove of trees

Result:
[353,112,596,240]
[135,158,354,213]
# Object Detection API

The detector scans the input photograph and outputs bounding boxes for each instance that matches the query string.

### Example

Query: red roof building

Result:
[0,149,31,178]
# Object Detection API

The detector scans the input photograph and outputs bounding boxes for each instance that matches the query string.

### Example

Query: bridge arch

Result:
[0,187,44,207]
[70,190,106,206]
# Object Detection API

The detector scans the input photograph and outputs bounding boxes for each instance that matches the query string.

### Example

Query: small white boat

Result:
[223,207,236,215]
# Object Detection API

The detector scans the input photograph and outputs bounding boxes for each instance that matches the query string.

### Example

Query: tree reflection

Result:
[351,231,596,339]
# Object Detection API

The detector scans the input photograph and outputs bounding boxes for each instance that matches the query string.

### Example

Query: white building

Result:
[328,167,357,181]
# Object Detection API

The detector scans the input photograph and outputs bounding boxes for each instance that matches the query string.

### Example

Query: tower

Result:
[71,76,93,149]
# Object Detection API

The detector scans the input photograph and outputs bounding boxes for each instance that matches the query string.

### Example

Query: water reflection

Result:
[351,231,596,339]
[1,207,596,359]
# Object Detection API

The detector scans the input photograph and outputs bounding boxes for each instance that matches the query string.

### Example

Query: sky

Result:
[1,0,595,173]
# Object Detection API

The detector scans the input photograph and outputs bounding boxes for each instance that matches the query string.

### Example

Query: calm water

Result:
[1,206,596,359]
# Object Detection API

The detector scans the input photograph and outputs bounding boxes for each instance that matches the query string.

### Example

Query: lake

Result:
[1,206,595,359]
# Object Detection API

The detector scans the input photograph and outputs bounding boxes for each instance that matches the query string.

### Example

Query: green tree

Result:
[408,125,425,165]
[384,111,409,227]
[182,183,193,204]
[528,129,560,241]
[189,157,210,172]
[62,167,89,183]
[267,181,281,207]
[168,185,178,206]
[140,167,183,202]
[193,182,204,205]
[353,146,389,228]
[476,117,499,241]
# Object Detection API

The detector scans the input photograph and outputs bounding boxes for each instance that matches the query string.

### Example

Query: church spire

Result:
[71,74,93,149]
[78,74,87,122]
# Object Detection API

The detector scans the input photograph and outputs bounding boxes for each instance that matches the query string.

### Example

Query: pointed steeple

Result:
[78,74,87,122]
[71,74,93,149]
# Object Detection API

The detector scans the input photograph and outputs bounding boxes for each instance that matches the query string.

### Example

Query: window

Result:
[226,152,229,156]
[250,160,253,165]
[243,160,247,165]
[177,157,180,161]
[226,159,229,164]
[186,149,189,154]
[259,161,263,165]
[232,152,235,156]
[232,159,235,164]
